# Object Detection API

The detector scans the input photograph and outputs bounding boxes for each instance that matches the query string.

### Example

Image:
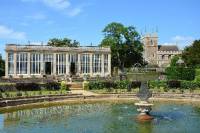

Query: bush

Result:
[16,83,40,91]
[196,69,200,76]
[131,81,141,89]
[60,81,67,91]
[16,91,22,97]
[83,81,89,90]
[0,92,3,98]
[149,80,167,89]
[167,80,181,88]
[166,67,195,81]
[195,75,200,82]
[87,80,137,91]
[45,82,60,90]
[0,83,16,92]
[180,80,199,90]
[115,80,130,90]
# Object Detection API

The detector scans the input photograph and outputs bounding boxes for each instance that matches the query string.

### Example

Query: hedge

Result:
[0,82,61,92]
[88,80,141,90]
[165,67,195,81]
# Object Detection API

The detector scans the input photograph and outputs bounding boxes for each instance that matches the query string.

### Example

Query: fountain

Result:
[135,81,154,121]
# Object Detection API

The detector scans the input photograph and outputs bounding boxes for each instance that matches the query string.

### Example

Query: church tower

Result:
[142,33,158,65]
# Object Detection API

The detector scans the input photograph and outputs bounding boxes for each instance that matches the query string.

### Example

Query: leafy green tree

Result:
[170,55,180,67]
[0,54,5,77]
[47,38,80,47]
[100,22,144,71]
[182,40,200,67]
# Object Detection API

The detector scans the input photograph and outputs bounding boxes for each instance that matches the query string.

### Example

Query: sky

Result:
[0,0,199,59]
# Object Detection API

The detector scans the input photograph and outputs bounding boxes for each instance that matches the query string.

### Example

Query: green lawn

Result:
[0,90,69,98]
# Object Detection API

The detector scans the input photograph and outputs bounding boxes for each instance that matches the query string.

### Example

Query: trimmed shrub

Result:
[131,81,141,89]
[180,80,200,90]
[0,92,3,98]
[167,80,181,88]
[196,69,200,76]
[0,83,16,92]
[16,83,40,91]
[87,80,138,91]
[149,80,167,89]
[195,75,200,82]
[61,81,67,90]
[166,67,195,81]
[83,81,89,90]
[115,80,130,90]
[16,91,22,97]
[45,82,60,90]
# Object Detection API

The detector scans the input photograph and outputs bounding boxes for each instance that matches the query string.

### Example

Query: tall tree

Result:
[100,22,144,71]
[182,40,200,67]
[47,37,80,47]
[0,54,5,77]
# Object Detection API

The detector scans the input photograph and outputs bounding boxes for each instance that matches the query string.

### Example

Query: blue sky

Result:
[0,0,199,58]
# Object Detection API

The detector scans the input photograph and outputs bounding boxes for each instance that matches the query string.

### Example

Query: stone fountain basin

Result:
[135,101,154,106]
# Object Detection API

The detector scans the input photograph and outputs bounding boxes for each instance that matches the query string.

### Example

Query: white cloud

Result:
[172,35,194,42]
[162,35,195,50]
[43,0,71,10]
[25,13,46,20]
[0,25,26,40]
[21,0,83,17]
[67,7,82,17]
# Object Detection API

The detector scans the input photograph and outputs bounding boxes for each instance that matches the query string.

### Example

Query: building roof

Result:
[5,44,111,53]
[158,45,179,51]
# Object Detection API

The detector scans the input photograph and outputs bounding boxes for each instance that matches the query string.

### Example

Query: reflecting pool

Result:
[1,102,200,133]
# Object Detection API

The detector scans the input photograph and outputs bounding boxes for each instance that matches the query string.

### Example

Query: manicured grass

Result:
[0,90,69,98]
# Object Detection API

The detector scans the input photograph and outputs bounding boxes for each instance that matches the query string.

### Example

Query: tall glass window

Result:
[8,52,14,74]
[31,53,41,74]
[44,54,53,62]
[81,54,90,74]
[93,54,101,73]
[104,54,108,73]
[56,54,66,75]
[69,54,78,73]
[17,53,28,74]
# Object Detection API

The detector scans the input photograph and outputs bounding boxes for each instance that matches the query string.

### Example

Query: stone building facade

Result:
[5,44,111,78]
[142,34,182,67]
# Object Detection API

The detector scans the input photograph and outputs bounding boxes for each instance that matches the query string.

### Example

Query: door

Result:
[70,62,76,75]
[45,62,52,75]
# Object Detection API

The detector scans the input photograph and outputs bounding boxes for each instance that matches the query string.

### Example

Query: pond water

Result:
[1,102,200,133]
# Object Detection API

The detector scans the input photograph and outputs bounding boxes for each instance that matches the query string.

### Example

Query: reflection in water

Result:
[1,102,200,133]
[0,114,3,130]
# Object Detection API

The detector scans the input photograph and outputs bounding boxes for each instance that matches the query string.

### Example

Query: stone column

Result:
[66,53,69,75]
[40,53,44,77]
[90,53,93,77]
[13,52,17,77]
[5,52,8,78]
[53,53,56,75]
[77,53,81,76]
[101,54,104,77]
[108,54,111,76]
[27,52,31,77]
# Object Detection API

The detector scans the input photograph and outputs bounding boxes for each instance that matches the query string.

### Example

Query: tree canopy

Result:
[182,40,200,67]
[100,22,144,70]
[47,38,80,47]
[170,55,180,67]
[0,54,5,77]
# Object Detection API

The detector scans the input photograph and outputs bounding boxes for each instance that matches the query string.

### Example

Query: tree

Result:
[170,55,180,67]
[100,22,144,71]
[47,37,80,47]
[182,40,200,67]
[0,54,5,77]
